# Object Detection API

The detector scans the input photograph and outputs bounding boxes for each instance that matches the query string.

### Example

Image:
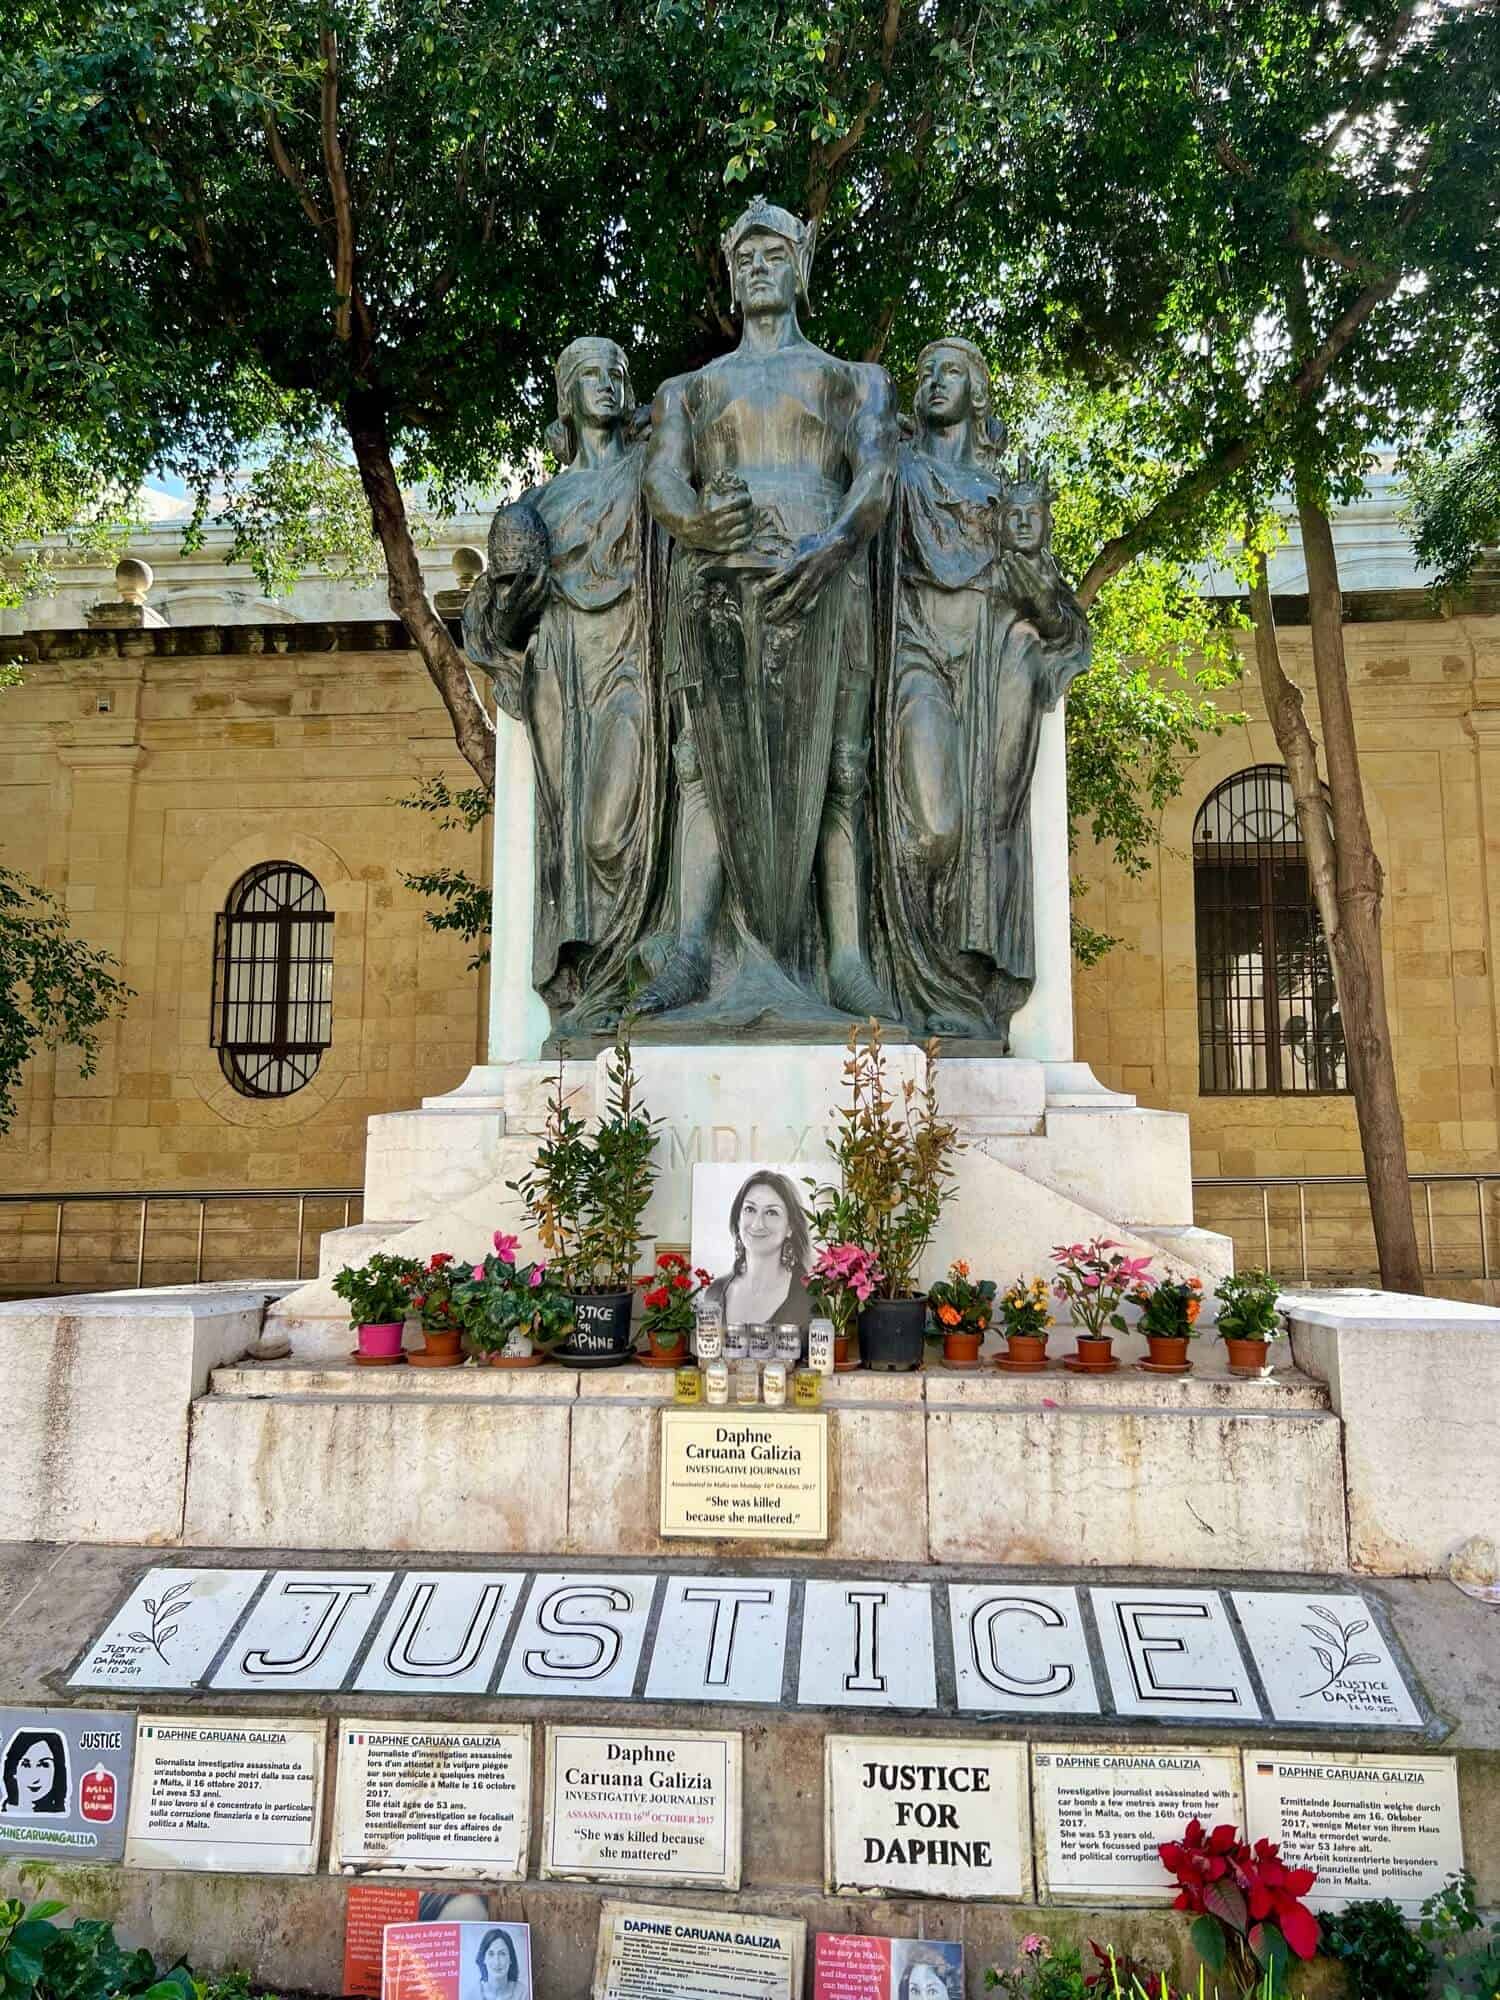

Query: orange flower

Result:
[952,1259,971,1279]
[937,1303,961,1327]
[1186,1298,1201,1322]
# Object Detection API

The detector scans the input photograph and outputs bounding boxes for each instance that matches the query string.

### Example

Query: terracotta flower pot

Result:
[1223,1336,1271,1373]
[1145,1334,1191,1369]
[356,1321,404,1362]
[640,1326,687,1369]
[833,1332,856,1371]
[1001,1332,1048,1372]
[490,1330,543,1368]
[418,1327,464,1363]
[942,1330,982,1368]
[1072,1334,1115,1367]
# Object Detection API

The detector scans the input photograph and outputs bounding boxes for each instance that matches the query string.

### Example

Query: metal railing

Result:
[1192,1172,1500,1285]
[0,1186,362,1289]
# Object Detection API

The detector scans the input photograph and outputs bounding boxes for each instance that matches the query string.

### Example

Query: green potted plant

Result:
[819,1021,959,1372]
[1215,1268,1282,1374]
[636,1250,712,1367]
[511,1023,659,1368]
[405,1251,467,1367]
[927,1259,996,1368]
[995,1277,1052,1372]
[1050,1238,1152,1371]
[1129,1272,1204,1372]
[331,1251,423,1365]
[452,1233,575,1366]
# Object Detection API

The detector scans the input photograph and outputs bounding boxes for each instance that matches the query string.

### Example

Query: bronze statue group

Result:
[464,198,1090,1051]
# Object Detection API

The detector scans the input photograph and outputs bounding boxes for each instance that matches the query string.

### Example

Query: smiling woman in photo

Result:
[471,1927,522,2000]
[703,1169,815,1329]
[1,1731,68,1815]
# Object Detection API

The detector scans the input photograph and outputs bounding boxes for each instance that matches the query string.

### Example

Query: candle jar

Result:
[704,1359,730,1406]
[695,1313,724,1362]
[793,1368,822,1408]
[807,1318,835,1376]
[774,1323,802,1366]
[724,1322,750,1362]
[762,1360,787,1406]
[732,1358,761,1404]
[747,1322,775,1363]
[674,1365,703,1405]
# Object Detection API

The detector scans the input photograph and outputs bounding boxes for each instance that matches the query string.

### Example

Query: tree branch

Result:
[1315,6,1419,161]
[262,107,327,233]
[319,28,357,343]
[1248,546,1340,945]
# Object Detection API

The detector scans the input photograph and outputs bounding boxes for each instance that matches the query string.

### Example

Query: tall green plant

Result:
[820,1020,959,1301]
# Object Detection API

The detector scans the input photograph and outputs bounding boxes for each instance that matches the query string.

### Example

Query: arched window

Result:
[1194,766,1347,1096]
[211,862,333,1098]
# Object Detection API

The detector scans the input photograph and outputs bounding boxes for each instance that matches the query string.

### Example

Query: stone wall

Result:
[0,623,487,1287]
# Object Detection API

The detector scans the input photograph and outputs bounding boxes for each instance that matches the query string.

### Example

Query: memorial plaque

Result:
[1033,1743,1243,1902]
[498,1572,657,1699]
[644,1576,791,1705]
[0,1707,134,1862]
[1243,1752,1463,1914]
[824,1735,1030,1901]
[592,1901,804,2000]
[948,1584,1098,1716]
[542,1727,741,1888]
[814,1933,964,2000]
[797,1581,937,1710]
[332,1720,530,1880]
[1230,1592,1423,1728]
[70,1568,265,1689]
[211,1569,392,1691]
[1091,1587,1261,1720]
[353,1572,525,1695]
[124,1712,326,1873]
[383,1919,533,2000]
[660,1411,828,1542]
[342,1884,420,1998]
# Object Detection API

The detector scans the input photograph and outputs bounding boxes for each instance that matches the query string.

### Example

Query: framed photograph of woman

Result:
[690,1163,820,1330]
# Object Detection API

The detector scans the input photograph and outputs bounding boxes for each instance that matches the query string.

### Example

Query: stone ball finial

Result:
[451,545,486,591]
[115,557,154,605]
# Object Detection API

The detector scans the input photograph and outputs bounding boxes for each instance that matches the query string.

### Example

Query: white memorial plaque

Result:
[645,1576,791,1705]
[124,1713,325,1873]
[592,1900,804,2000]
[825,1735,1031,1901]
[1033,1743,1244,1902]
[70,1568,265,1689]
[543,1727,741,1888]
[1243,1752,1463,1914]
[1231,1593,1422,1729]
[1091,1587,1261,1720]
[352,1571,523,1695]
[949,1584,1098,1715]
[498,1573,657,1699]
[797,1581,937,1710]
[331,1719,530,1880]
[210,1570,392,1691]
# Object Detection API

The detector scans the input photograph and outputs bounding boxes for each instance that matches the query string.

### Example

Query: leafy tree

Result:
[396,775,492,967]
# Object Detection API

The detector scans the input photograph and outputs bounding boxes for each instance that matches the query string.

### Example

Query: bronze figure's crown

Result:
[722,195,818,302]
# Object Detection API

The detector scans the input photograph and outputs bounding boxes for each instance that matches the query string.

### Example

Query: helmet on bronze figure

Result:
[485,497,550,579]
[722,195,818,306]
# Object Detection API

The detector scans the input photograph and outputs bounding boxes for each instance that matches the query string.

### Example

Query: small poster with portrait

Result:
[813,1933,964,2000]
[689,1162,824,1338]
[382,1921,532,2000]
[0,1707,134,1863]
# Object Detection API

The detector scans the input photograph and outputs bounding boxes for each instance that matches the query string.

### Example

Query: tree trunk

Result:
[344,396,495,788]
[1294,479,1424,1294]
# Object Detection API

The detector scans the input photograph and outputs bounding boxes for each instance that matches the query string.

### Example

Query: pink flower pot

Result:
[357,1321,405,1360]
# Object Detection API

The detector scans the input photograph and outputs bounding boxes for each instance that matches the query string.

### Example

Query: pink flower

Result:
[1021,1935,1050,1960]
[472,1263,486,1281]
[528,1265,545,1288]
[493,1231,520,1264]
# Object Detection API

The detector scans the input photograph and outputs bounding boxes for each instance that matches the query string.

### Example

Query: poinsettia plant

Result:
[927,1259,997,1335]
[1159,1817,1319,1994]
[405,1250,463,1332]
[636,1250,711,1355]
[807,1241,883,1341]
[1051,1238,1153,1338]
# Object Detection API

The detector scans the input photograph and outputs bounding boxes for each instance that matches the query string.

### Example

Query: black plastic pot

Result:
[858,1295,928,1372]
[558,1289,636,1368]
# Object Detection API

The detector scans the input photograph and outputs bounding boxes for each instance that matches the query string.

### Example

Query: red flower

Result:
[1159,1819,1319,1962]
[643,1285,671,1311]
[657,1250,688,1271]
[428,1251,453,1270]
[695,1267,711,1284]
[671,1273,693,1290]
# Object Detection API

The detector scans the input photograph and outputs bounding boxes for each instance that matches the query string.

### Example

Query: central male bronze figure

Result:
[638,197,897,1034]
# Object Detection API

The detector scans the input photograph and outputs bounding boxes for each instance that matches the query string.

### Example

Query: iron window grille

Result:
[211,862,333,1098]
[1193,765,1348,1097]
